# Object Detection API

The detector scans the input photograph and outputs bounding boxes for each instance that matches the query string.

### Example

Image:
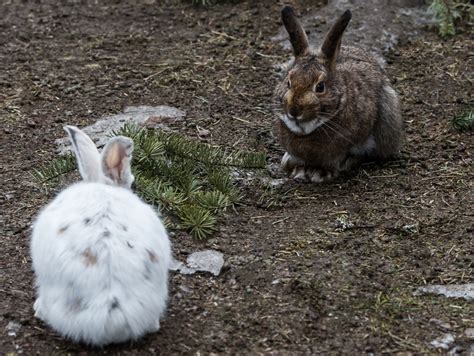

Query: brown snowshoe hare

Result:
[274,6,403,182]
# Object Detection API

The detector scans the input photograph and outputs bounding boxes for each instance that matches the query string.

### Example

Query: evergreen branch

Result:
[207,167,241,202]
[193,190,230,212]
[32,153,77,184]
[429,0,472,37]
[33,124,266,239]
[429,0,456,36]
[452,108,474,131]
[176,205,217,239]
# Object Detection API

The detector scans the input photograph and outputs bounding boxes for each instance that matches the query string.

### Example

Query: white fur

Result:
[291,166,306,180]
[281,152,292,169]
[31,127,171,346]
[309,170,324,183]
[281,152,304,171]
[279,114,326,135]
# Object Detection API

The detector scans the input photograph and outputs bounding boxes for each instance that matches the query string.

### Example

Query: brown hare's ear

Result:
[320,10,352,71]
[282,6,309,57]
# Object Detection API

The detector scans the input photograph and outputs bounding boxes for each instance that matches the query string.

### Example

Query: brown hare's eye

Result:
[315,81,325,93]
[287,79,291,88]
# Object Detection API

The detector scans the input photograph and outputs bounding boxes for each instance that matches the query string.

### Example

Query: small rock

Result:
[415,283,474,301]
[269,178,286,188]
[430,333,454,350]
[464,328,474,339]
[402,223,419,234]
[187,250,224,276]
[447,346,464,356]
[335,215,354,231]
[144,109,186,129]
[6,321,21,337]
[170,250,224,276]
[56,105,186,154]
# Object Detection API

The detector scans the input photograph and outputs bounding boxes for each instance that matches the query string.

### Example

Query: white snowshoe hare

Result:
[31,126,171,346]
[274,6,403,182]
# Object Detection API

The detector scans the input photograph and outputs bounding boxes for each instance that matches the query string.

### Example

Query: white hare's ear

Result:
[100,136,134,188]
[64,125,102,182]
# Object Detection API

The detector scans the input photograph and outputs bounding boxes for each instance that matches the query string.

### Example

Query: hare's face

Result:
[278,57,339,135]
[277,6,351,135]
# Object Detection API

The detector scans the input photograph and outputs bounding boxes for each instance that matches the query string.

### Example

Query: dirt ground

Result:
[1,1,473,354]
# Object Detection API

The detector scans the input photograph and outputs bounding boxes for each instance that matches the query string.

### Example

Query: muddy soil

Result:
[1,1,472,354]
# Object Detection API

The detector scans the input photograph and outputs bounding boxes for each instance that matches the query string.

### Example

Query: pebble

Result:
[430,333,454,350]
[170,250,224,277]
[464,328,474,339]
[6,321,21,337]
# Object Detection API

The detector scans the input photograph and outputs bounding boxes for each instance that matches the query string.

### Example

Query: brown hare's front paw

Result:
[290,166,308,182]
[289,167,337,183]
[306,168,333,183]
[281,152,304,173]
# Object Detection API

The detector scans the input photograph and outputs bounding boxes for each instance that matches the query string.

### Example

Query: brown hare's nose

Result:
[288,107,301,119]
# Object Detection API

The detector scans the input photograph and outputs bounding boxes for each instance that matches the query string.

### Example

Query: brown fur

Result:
[82,248,97,267]
[58,225,69,234]
[274,7,403,181]
[147,249,158,263]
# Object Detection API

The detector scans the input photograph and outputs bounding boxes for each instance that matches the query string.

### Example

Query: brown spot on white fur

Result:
[147,249,158,263]
[82,248,97,266]
[70,298,83,312]
[58,225,69,234]
[109,297,120,312]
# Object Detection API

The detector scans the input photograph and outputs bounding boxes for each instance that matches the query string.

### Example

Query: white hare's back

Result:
[31,183,171,346]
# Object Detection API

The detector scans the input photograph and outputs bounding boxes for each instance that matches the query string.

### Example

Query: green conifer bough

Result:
[429,0,473,37]
[33,124,266,239]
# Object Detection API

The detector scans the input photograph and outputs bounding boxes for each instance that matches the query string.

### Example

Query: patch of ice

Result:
[415,283,474,301]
